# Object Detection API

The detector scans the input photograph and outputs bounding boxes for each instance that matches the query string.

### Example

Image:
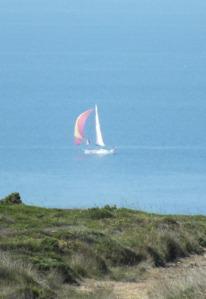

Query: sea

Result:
[0,0,206,214]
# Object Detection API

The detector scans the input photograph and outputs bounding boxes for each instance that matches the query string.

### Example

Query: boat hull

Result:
[84,148,116,155]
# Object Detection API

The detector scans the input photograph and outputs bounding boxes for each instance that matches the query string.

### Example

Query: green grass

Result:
[1,193,206,298]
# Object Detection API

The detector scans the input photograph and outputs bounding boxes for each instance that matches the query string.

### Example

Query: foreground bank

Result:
[0,193,206,298]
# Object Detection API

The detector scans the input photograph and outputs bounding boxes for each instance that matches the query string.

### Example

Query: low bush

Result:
[163,235,186,262]
[87,207,114,219]
[0,192,22,205]
[147,246,165,267]
[31,256,78,284]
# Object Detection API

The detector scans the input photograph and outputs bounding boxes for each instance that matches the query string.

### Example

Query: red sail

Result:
[74,109,93,144]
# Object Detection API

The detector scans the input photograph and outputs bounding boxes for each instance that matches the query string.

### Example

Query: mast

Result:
[95,105,105,147]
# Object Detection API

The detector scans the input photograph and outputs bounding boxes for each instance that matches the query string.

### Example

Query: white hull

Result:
[84,148,115,155]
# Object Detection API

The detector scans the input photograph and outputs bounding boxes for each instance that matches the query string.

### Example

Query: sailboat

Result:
[74,105,115,155]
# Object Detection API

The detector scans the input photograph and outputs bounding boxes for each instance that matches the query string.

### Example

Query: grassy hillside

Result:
[1,193,206,298]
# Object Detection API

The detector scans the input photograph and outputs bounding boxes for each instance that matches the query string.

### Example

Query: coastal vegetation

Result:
[0,193,206,298]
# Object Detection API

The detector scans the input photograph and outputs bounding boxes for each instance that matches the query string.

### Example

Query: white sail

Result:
[95,105,105,147]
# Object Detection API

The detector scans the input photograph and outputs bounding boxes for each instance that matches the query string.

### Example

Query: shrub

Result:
[104,205,117,211]
[31,256,78,284]
[147,246,165,267]
[163,235,186,262]
[70,250,108,278]
[0,192,22,205]
[95,237,144,266]
[198,236,206,247]
[87,207,114,220]
[161,216,179,226]
[41,237,60,252]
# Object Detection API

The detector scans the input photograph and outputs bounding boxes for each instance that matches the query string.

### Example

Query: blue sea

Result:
[0,0,206,214]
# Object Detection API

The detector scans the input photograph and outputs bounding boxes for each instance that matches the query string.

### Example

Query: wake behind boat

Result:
[84,148,115,155]
[74,105,115,155]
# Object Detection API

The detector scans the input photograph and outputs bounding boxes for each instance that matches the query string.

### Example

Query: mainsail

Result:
[74,109,93,144]
[95,105,105,147]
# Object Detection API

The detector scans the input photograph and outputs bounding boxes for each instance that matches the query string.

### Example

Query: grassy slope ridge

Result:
[1,193,206,298]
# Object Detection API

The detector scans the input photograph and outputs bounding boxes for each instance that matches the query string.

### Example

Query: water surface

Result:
[0,1,206,213]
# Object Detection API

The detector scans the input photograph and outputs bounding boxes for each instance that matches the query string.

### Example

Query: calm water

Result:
[0,1,206,214]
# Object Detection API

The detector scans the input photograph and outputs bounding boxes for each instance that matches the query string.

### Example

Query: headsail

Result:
[95,105,105,147]
[74,109,93,144]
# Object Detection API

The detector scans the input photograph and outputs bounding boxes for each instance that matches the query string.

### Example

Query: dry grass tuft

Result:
[150,261,206,299]
[0,251,55,298]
